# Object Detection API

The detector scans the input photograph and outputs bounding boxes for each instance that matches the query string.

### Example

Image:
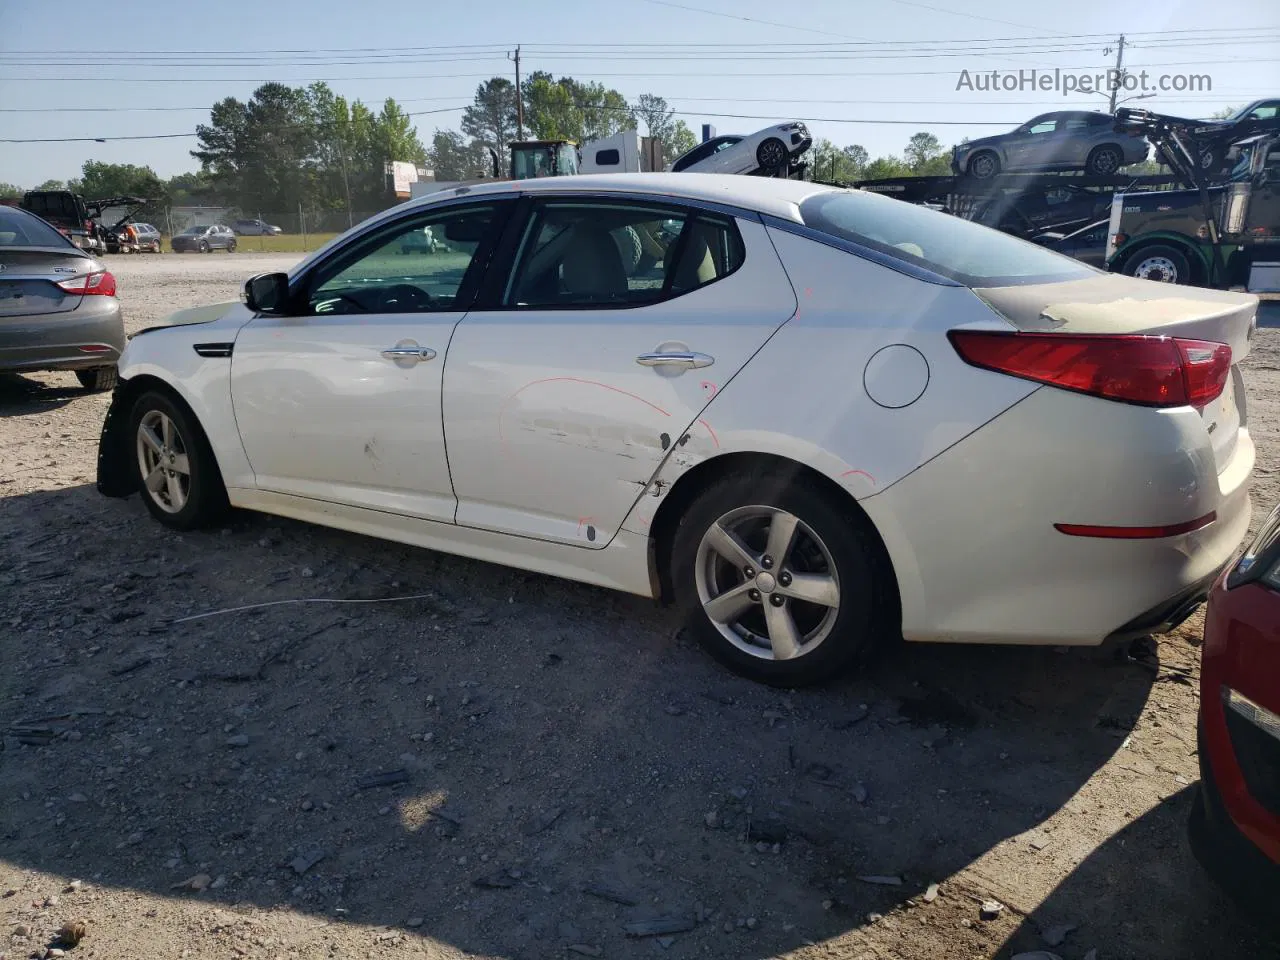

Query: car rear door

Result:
[441,194,797,548]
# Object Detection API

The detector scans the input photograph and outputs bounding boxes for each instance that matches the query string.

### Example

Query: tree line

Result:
[2,75,972,220]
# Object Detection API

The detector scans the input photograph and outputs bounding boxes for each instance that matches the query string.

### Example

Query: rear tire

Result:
[1123,244,1193,285]
[1086,144,1124,175]
[75,366,118,392]
[128,389,229,530]
[670,470,893,687]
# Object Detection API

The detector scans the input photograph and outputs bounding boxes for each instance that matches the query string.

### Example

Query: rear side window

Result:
[798,189,1095,286]
[0,207,73,247]
[504,201,744,308]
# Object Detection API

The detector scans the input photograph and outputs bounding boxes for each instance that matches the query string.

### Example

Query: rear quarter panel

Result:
[629,231,1040,603]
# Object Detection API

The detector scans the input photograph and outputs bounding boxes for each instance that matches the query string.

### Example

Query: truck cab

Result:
[1106,133,1280,290]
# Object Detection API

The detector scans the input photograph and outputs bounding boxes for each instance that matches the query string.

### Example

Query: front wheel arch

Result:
[648,452,899,619]
[100,375,229,497]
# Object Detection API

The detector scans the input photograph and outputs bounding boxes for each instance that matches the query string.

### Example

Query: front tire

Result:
[199,240,210,253]
[671,471,892,687]
[227,240,237,253]
[76,366,118,392]
[128,389,229,530]
[1124,244,1193,285]
[755,137,789,171]
[967,150,1001,179]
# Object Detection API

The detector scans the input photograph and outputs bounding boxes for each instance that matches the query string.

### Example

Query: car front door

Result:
[1009,117,1061,168]
[441,195,797,547]
[230,200,511,522]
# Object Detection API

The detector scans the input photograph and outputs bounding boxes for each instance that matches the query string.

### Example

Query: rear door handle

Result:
[635,351,715,370]
[381,346,437,362]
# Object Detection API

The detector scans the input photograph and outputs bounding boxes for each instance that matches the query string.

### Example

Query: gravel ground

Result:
[1,255,1278,960]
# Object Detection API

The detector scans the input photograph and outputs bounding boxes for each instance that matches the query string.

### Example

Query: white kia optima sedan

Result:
[96,173,1259,687]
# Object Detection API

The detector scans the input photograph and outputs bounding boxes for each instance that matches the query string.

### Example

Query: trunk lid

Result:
[973,273,1258,474]
[0,249,94,318]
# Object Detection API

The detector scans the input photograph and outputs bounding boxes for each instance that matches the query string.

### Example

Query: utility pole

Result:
[1107,34,1126,114]
[510,45,524,140]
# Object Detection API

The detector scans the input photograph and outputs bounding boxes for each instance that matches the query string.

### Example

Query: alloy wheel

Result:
[757,139,788,169]
[136,409,191,514]
[694,505,841,661]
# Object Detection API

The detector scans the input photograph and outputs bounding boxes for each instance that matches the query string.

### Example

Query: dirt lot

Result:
[2,254,1278,960]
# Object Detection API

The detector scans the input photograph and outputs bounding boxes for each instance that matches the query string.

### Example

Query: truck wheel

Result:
[967,151,1000,179]
[1086,144,1124,175]
[612,226,644,276]
[756,138,789,171]
[1124,245,1192,285]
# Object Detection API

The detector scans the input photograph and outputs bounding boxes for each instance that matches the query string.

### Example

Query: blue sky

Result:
[1,0,1276,188]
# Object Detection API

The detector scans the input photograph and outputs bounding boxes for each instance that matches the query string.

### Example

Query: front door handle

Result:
[635,351,715,370]
[381,345,437,362]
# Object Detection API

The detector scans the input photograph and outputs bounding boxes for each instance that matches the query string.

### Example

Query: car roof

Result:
[406,173,837,222]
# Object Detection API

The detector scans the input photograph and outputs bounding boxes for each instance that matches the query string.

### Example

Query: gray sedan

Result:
[952,111,1150,179]
[0,205,124,391]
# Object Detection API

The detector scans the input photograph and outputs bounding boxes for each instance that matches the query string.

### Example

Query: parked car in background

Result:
[231,218,283,236]
[0,204,123,391]
[19,190,99,252]
[171,224,237,253]
[97,173,1256,688]
[1191,500,1280,919]
[952,111,1149,179]
[127,222,163,253]
[670,123,811,175]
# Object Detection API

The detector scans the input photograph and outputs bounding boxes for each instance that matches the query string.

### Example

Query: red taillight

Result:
[57,270,117,297]
[948,330,1231,409]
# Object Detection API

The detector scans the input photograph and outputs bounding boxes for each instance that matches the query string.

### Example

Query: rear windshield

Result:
[0,207,74,247]
[798,189,1096,287]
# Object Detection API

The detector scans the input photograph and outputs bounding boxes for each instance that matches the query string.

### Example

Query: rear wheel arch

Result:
[648,451,899,618]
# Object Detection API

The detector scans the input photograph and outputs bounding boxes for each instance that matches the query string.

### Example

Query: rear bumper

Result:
[860,385,1255,645]
[1104,560,1228,641]
[0,300,125,374]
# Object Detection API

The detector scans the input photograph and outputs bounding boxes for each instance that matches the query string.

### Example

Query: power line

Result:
[4,25,1267,55]
[0,105,471,144]
[0,91,1255,115]
[5,34,1270,66]
[0,54,1250,82]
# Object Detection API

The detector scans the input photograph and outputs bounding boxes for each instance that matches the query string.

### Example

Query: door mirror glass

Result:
[244,272,290,313]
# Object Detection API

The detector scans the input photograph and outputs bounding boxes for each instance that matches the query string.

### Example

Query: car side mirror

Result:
[244,272,290,313]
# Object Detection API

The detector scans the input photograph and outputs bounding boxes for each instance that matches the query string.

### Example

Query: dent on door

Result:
[444,217,797,548]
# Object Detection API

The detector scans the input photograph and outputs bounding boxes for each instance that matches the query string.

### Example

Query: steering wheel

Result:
[373,283,433,312]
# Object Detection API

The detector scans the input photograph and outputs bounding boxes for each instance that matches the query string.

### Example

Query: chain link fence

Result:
[161,205,399,252]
